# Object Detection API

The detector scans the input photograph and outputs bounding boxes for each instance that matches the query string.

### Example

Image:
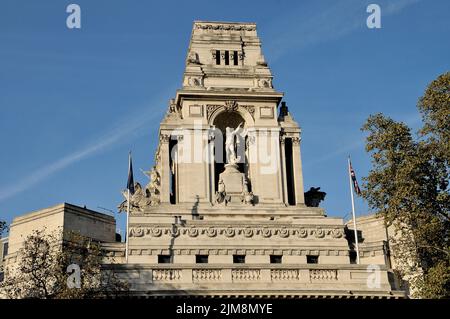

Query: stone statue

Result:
[145,166,160,193]
[187,51,200,64]
[241,177,254,205]
[304,187,326,207]
[225,122,243,165]
[167,98,181,118]
[215,178,231,205]
[118,167,161,212]
[215,179,226,204]
[168,99,177,113]
[118,182,152,212]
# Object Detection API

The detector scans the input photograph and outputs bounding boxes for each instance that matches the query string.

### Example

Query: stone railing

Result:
[109,264,399,296]
[192,269,222,282]
[231,269,261,282]
[107,264,403,298]
[310,269,338,281]
[271,269,299,281]
[152,269,182,281]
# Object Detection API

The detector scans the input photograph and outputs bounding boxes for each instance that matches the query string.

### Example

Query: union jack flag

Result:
[349,160,361,195]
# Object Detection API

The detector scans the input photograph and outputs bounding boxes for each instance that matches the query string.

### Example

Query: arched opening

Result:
[212,111,248,192]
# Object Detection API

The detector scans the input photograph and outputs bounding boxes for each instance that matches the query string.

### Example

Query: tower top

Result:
[180,21,275,96]
[192,21,257,33]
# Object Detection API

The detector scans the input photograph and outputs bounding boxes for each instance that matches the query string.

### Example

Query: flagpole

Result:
[125,153,131,263]
[126,188,130,263]
[348,156,360,264]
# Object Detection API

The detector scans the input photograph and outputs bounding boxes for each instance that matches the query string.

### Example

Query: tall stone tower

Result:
[111,21,403,298]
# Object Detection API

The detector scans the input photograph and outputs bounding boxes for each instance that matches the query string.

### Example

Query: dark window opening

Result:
[158,255,172,264]
[2,243,8,257]
[307,255,319,264]
[233,255,246,264]
[349,251,357,264]
[169,138,178,204]
[270,255,282,264]
[0,272,4,282]
[285,138,296,205]
[233,51,238,65]
[216,50,221,65]
[196,255,209,264]
[224,51,230,65]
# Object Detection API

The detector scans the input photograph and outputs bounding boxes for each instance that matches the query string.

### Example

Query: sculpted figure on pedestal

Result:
[225,122,244,165]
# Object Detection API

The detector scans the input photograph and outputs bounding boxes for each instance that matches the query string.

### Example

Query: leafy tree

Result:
[0,229,128,299]
[0,220,6,236]
[361,72,449,298]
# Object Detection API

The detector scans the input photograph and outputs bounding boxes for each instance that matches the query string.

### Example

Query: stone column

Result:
[292,136,305,205]
[159,133,171,204]
[208,131,216,204]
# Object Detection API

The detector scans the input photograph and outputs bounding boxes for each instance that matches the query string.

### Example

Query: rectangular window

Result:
[224,50,230,65]
[285,138,296,205]
[270,255,282,264]
[349,251,357,264]
[169,138,178,205]
[233,51,238,65]
[233,255,246,264]
[158,255,172,264]
[196,255,209,264]
[2,243,8,257]
[307,255,319,264]
[216,50,221,65]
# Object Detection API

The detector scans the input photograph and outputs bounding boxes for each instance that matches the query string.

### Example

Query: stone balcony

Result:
[107,263,405,298]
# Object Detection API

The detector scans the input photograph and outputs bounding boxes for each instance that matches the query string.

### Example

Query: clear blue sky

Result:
[1,0,449,236]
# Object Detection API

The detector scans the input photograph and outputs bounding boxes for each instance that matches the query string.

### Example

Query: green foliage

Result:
[0,220,6,236]
[361,72,450,299]
[0,229,128,299]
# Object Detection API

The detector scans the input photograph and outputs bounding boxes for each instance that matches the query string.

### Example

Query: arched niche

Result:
[213,111,245,135]
[211,110,250,194]
[208,105,255,128]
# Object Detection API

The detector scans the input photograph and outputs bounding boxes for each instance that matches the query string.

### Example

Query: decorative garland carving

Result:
[241,105,255,119]
[128,225,345,240]
[224,100,238,112]
[206,102,255,121]
[195,24,256,32]
[292,136,301,145]
[160,134,170,143]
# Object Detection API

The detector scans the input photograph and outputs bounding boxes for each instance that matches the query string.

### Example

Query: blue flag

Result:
[127,153,135,195]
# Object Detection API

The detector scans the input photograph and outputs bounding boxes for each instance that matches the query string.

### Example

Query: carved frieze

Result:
[206,102,255,121]
[195,24,256,31]
[224,100,238,112]
[128,225,345,240]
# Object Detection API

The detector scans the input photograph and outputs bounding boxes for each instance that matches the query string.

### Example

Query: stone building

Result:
[0,21,407,298]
